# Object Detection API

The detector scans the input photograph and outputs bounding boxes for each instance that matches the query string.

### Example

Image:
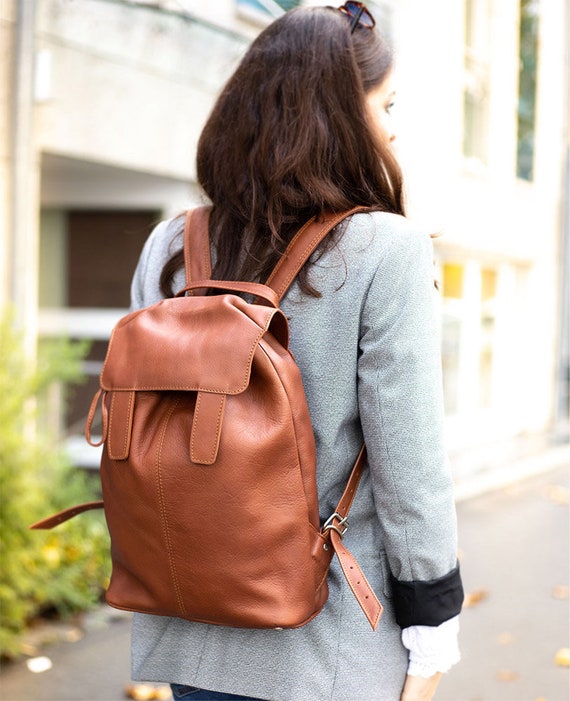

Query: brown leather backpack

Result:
[31,207,382,631]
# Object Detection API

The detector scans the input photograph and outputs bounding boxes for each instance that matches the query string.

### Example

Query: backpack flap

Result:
[99,293,288,464]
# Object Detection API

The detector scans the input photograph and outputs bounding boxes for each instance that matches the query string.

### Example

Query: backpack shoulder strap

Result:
[183,205,368,300]
[183,206,212,292]
[265,206,368,300]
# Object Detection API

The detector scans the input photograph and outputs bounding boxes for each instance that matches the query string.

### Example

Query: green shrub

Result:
[0,310,110,658]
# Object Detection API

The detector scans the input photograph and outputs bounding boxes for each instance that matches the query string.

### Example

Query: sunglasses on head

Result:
[337,2,376,33]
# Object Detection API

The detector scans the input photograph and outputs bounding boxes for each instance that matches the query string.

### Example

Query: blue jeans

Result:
[170,684,264,701]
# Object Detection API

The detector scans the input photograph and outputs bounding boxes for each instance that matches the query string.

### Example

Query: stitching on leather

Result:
[102,301,279,396]
[156,397,187,616]
[272,208,365,299]
[207,395,225,463]
[274,211,357,297]
[108,392,118,459]
[183,211,193,285]
[238,312,276,392]
[122,391,134,457]
[276,222,332,297]
[201,217,212,278]
[257,340,315,514]
[190,392,202,463]
[265,217,315,287]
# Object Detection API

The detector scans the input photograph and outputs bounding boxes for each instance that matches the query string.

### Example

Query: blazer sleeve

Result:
[357,228,463,628]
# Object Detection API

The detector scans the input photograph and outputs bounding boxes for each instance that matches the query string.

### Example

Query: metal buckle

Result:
[323,512,349,538]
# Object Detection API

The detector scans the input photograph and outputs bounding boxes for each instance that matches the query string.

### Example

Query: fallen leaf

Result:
[19,643,39,656]
[153,688,172,701]
[463,588,490,608]
[124,684,172,700]
[552,585,570,600]
[124,685,156,701]
[63,627,84,643]
[496,669,519,682]
[544,485,570,505]
[26,656,53,674]
[555,648,570,667]
[535,697,548,701]
[497,632,515,645]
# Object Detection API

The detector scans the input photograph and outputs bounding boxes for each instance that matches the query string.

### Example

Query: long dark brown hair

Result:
[160,5,404,297]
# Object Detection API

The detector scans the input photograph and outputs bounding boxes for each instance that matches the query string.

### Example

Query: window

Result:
[479,268,498,409]
[440,261,500,415]
[516,0,540,181]
[39,209,159,439]
[441,263,465,415]
[236,0,300,23]
[462,0,491,166]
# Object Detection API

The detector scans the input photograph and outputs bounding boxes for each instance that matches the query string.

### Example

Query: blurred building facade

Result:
[2,0,568,481]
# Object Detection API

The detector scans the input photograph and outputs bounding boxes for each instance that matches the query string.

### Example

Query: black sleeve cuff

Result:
[390,563,464,628]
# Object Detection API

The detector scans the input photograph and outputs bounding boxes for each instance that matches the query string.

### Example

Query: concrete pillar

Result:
[8,0,40,356]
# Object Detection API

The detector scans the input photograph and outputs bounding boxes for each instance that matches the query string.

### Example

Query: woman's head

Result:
[180,4,404,293]
[198,4,402,215]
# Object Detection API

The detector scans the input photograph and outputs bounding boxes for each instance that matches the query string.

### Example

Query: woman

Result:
[129,4,463,700]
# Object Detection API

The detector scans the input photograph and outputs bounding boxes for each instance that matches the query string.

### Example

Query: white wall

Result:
[36,0,249,180]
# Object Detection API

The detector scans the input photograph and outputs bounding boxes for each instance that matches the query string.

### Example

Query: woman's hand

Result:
[400,672,443,701]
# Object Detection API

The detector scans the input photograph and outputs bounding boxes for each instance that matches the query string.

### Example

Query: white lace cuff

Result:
[401,615,461,678]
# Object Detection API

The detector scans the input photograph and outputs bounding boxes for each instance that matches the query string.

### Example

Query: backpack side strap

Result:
[322,446,384,631]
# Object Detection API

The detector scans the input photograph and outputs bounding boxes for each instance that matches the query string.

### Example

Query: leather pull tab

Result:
[329,529,383,631]
[190,392,226,465]
[108,391,135,461]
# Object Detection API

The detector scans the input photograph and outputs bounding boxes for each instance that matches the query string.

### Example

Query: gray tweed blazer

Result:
[129,211,462,701]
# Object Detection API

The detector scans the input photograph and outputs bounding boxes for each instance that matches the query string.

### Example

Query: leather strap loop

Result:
[85,389,108,447]
[177,280,280,309]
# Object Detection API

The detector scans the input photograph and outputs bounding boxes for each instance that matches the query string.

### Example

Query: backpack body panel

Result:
[99,294,333,628]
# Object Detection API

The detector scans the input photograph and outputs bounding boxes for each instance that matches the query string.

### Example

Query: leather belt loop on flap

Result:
[108,391,135,461]
[190,392,226,465]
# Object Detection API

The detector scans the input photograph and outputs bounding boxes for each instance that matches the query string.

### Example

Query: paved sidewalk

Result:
[1,453,569,701]
[438,459,569,701]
